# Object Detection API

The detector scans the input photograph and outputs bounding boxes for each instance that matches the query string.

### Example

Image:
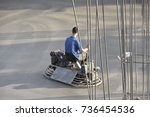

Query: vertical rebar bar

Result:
[120,0,127,100]
[129,0,134,100]
[141,0,145,99]
[102,0,110,100]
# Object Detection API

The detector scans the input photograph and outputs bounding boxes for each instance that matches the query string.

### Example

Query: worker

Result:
[65,27,88,64]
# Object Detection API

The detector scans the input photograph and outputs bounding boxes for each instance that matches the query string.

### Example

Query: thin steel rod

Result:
[71,0,81,42]
[145,0,150,99]
[124,0,130,93]
[86,0,92,100]
[95,1,106,100]
[141,0,145,99]
[129,0,134,100]
[120,0,127,100]
[101,0,110,100]
[133,0,138,98]
[148,0,150,99]
[89,0,94,100]
[94,0,100,100]
[116,0,125,99]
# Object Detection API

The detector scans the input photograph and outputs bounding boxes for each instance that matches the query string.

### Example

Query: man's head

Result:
[72,27,78,37]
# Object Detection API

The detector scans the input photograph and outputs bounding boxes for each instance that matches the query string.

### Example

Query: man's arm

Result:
[76,39,88,53]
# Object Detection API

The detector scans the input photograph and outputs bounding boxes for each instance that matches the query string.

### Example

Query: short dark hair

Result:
[72,27,78,34]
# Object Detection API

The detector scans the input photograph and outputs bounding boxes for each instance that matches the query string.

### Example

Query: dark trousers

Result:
[65,52,78,63]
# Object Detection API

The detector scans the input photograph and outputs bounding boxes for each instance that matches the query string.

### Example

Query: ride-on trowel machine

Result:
[43,50,102,88]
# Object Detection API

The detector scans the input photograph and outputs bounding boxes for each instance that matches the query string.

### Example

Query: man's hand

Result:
[83,48,88,53]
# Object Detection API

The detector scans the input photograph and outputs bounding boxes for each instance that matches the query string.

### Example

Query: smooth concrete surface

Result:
[0,0,145,99]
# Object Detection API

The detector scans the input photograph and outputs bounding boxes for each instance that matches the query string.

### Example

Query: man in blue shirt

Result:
[65,27,88,63]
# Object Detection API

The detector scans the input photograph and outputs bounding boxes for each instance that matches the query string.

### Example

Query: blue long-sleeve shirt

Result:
[65,36,82,60]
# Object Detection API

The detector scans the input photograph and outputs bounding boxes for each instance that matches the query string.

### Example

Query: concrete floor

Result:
[0,0,147,99]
